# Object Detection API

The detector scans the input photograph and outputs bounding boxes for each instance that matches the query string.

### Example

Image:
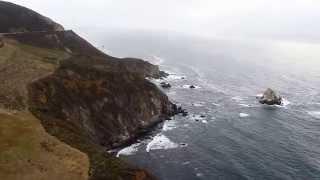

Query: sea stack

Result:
[258,88,282,105]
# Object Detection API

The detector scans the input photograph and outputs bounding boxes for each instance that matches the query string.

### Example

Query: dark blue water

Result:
[93,31,320,180]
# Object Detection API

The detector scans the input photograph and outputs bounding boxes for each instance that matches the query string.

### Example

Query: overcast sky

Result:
[10,0,320,42]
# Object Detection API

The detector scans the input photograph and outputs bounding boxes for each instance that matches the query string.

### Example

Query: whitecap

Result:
[239,113,250,118]
[201,120,208,124]
[272,98,291,108]
[232,96,243,102]
[116,143,141,157]
[189,114,206,121]
[145,77,162,84]
[239,103,251,107]
[281,98,291,106]
[192,102,205,107]
[146,134,179,152]
[196,173,204,177]
[256,93,263,98]
[212,103,221,107]
[162,121,177,131]
[307,111,320,119]
[182,161,191,165]
[166,74,186,81]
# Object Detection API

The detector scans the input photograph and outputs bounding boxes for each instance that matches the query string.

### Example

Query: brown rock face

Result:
[27,56,172,180]
[28,57,174,149]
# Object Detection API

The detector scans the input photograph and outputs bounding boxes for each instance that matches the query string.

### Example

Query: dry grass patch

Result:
[0,110,89,180]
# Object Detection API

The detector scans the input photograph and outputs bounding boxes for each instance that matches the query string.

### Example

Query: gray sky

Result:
[10,0,320,41]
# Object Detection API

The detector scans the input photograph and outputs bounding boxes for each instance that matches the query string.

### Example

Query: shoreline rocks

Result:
[160,82,171,89]
[172,104,188,116]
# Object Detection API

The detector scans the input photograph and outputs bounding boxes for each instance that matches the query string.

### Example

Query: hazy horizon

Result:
[9,0,320,43]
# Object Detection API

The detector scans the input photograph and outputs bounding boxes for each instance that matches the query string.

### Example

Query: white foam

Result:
[116,143,141,157]
[256,93,263,98]
[182,161,191,165]
[272,98,291,108]
[307,111,320,119]
[281,98,291,106]
[145,77,161,84]
[239,103,251,107]
[212,103,221,107]
[192,102,205,107]
[239,113,250,118]
[162,121,177,131]
[166,74,186,81]
[232,96,243,102]
[201,120,208,124]
[190,114,206,121]
[146,134,179,152]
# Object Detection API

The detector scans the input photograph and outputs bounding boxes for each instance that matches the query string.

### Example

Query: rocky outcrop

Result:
[258,88,282,105]
[28,57,175,149]
[160,82,171,89]
[0,1,64,33]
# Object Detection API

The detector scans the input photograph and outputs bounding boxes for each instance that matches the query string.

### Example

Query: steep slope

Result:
[28,56,173,148]
[0,1,64,33]
[0,110,89,180]
[0,1,175,180]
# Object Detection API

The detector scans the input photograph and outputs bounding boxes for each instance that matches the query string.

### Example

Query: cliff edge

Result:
[0,1,64,33]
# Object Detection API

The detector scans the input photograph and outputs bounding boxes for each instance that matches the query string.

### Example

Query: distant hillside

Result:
[0,1,64,33]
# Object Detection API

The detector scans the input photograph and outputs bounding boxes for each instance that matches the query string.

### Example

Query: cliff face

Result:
[0,1,174,180]
[28,57,173,149]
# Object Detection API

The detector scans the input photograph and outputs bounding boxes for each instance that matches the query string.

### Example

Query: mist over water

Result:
[99,31,320,180]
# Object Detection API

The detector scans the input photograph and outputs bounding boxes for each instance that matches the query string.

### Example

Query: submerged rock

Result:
[258,88,282,105]
[159,70,170,79]
[172,104,188,116]
[160,82,171,89]
[182,111,189,117]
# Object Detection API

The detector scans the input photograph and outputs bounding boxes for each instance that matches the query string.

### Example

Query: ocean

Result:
[90,31,320,180]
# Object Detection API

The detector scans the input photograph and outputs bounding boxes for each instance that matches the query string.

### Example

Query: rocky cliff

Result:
[0,1,175,180]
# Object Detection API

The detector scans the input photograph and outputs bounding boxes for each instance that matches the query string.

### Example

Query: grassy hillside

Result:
[0,38,69,110]
[0,110,89,180]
